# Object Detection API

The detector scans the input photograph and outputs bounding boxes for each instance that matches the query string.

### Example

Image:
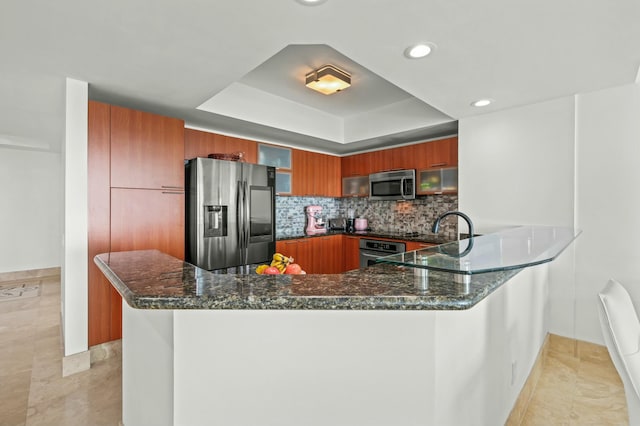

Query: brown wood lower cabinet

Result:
[277,236,437,274]
[310,235,343,274]
[343,235,361,271]
[405,241,436,251]
[276,239,312,273]
[277,235,343,274]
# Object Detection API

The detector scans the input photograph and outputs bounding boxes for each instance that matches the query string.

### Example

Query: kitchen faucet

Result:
[432,211,475,240]
[432,210,475,258]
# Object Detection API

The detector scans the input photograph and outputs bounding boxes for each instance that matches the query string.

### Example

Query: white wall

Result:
[0,147,61,273]
[458,97,577,339]
[575,83,640,344]
[459,84,640,345]
[458,97,576,230]
[61,78,88,356]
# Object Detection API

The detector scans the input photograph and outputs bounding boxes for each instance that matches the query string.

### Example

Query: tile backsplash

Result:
[275,197,341,238]
[276,195,458,239]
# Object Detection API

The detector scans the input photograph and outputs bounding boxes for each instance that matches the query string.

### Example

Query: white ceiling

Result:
[1,0,639,155]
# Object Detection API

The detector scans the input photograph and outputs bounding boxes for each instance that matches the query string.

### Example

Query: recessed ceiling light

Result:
[404,43,436,59]
[295,0,328,5]
[471,99,493,107]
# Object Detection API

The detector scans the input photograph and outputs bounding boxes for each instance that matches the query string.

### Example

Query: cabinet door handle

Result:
[162,185,184,189]
[162,191,184,195]
[430,163,447,168]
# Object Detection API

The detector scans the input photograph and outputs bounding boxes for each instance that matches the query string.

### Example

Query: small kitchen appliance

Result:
[369,169,416,201]
[305,205,327,235]
[346,209,356,233]
[328,217,346,231]
[355,217,368,231]
[346,218,356,233]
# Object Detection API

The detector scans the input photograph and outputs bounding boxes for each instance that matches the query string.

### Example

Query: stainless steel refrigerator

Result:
[185,157,276,271]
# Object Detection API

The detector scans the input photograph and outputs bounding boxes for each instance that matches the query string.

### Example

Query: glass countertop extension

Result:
[375,225,581,275]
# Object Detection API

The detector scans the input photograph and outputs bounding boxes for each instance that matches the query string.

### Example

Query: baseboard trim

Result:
[90,339,122,364]
[62,350,91,377]
[506,333,550,425]
[0,266,61,282]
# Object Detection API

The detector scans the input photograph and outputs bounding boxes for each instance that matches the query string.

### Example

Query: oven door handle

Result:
[360,250,386,259]
[360,250,388,268]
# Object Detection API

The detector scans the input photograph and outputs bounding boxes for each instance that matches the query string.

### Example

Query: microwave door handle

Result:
[400,177,408,199]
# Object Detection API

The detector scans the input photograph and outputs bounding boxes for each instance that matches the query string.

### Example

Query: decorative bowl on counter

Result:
[208,152,244,162]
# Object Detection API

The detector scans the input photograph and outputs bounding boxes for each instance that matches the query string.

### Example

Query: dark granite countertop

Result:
[94,249,521,311]
[276,230,454,245]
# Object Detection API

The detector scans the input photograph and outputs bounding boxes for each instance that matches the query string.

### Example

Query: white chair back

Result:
[598,279,640,424]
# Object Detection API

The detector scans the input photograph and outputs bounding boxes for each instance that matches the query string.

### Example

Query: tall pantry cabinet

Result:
[87,101,185,346]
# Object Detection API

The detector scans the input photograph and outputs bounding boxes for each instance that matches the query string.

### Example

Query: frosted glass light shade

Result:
[305,65,351,95]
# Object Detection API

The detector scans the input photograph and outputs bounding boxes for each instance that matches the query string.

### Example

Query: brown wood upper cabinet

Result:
[341,152,370,177]
[292,149,313,195]
[184,128,258,163]
[341,136,458,178]
[415,137,458,169]
[110,105,185,189]
[390,145,416,170]
[292,150,341,197]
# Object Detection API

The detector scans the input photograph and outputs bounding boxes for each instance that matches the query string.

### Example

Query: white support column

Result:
[61,78,90,375]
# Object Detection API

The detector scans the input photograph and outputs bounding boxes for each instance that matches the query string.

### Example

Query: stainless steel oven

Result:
[359,238,407,268]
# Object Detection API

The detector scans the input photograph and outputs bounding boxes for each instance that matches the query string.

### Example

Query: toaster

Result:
[328,217,346,231]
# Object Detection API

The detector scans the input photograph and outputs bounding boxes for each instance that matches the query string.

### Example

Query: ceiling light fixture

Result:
[404,43,436,59]
[471,99,493,107]
[305,65,351,95]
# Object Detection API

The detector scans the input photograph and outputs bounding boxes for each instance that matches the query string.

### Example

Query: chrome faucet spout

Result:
[432,211,475,239]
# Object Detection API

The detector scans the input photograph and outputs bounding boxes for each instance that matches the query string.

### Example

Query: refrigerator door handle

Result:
[243,180,250,265]
[236,180,244,251]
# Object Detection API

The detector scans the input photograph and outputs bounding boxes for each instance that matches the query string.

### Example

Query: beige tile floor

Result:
[513,334,628,425]
[0,275,628,425]
[0,276,121,426]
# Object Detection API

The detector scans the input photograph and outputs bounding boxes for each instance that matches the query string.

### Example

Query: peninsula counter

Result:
[95,225,579,426]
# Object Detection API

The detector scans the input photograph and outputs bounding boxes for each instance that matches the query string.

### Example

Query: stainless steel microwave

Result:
[369,169,415,201]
